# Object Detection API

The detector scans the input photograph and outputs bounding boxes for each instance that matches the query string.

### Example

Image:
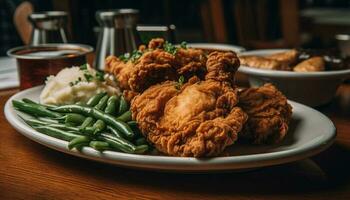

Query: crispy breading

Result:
[206,51,240,85]
[239,56,291,71]
[128,49,177,91]
[131,51,247,157]
[238,84,292,144]
[131,79,247,157]
[266,49,298,65]
[293,56,325,72]
[104,38,207,93]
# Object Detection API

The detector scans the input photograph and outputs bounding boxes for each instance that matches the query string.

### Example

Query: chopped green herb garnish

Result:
[95,71,105,81]
[163,41,177,55]
[175,75,185,90]
[119,50,143,63]
[119,53,131,62]
[84,73,94,82]
[79,64,88,70]
[130,50,143,62]
[180,41,187,49]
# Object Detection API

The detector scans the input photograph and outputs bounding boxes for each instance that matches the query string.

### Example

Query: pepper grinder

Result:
[28,11,68,45]
[94,9,140,70]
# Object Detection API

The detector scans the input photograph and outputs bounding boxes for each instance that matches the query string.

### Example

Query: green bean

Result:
[80,117,94,130]
[92,119,106,134]
[22,98,57,109]
[75,101,86,106]
[127,121,138,127]
[106,125,123,138]
[135,144,149,154]
[92,109,134,139]
[22,98,38,105]
[127,121,142,138]
[135,137,147,146]
[13,100,62,118]
[94,95,109,110]
[104,95,119,116]
[51,105,135,139]
[18,115,48,126]
[118,95,128,115]
[116,110,132,122]
[33,126,82,141]
[65,113,86,124]
[89,141,110,151]
[86,92,106,107]
[82,126,96,135]
[50,104,92,114]
[48,124,80,132]
[99,133,137,153]
[68,136,90,150]
[37,117,59,124]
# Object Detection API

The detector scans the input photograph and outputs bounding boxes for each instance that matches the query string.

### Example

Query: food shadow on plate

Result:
[224,116,301,156]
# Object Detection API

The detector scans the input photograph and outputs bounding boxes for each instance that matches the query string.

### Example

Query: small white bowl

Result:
[237,49,350,107]
[187,43,245,53]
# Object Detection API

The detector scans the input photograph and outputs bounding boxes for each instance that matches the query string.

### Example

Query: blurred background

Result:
[1,0,350,56]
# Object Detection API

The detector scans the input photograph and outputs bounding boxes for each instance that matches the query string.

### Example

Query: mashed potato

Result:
[40,65,120,105]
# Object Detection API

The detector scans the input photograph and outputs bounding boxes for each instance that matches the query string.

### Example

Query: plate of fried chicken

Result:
[5,39,336,172]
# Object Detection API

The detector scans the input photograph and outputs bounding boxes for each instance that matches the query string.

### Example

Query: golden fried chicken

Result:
[239,56,290,71]
[105,38,207,92]
[293,56,325,72]
[131,51,247,157]
[266,49,298,66]
[206,51,240,85]
[238,84,292,144]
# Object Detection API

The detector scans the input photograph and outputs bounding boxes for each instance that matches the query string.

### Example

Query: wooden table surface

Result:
[1,84,350,200]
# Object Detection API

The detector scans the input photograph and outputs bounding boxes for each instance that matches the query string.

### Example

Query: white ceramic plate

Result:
[187,43,245,53]
[4,86,336,172]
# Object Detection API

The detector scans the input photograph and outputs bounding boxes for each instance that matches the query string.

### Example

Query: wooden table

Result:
[1,84,350,200]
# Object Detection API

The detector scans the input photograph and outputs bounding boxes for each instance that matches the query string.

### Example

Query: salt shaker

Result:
[94,9,140,70]
[28,11,68,45]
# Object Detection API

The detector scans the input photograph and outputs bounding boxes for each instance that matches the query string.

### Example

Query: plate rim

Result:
[4,85,336,171]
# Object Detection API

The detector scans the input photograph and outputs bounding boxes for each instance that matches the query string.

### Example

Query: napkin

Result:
[0,57,19,90]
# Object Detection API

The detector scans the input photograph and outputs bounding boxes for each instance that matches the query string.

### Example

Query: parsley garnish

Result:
[79,64,88,70]
[119,50,143,63]
[175,76,185,90]
[69,65,105,87]
[163,41,178,55]
[95,71,105,81]
[180,41,187,49]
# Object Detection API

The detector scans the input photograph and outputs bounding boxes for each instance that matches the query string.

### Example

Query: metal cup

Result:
[28,11,69,45]
[94,9,140,70]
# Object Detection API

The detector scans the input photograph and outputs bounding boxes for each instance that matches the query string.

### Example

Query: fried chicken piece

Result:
[175,48,207,78]
[239,56,290,71]
[206,51,240,85]
[132,78,247,157]
[238,84,292,144]
[105,55,135,90]
[293,56,325,72]
[131,51,247,157]
[105,38,207,92]
[128,49,178,91]
[266,49,298,66]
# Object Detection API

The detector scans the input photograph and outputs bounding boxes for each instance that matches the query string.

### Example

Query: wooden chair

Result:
[233,0,300,49]
[13,1,34,45]
[200,0,228,43]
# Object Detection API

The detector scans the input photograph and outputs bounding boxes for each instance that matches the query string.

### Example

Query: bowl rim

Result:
[186,43,246,53]
[237,49,350,78]
[7,43,94,60]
